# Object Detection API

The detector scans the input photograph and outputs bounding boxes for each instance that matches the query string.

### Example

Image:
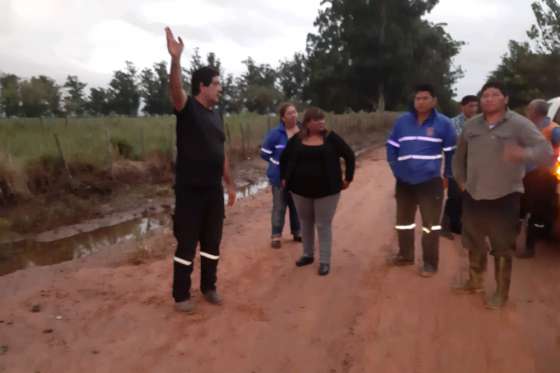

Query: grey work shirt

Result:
[452,110,553,201]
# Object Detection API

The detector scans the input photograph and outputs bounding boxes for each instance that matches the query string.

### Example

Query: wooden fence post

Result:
[53,133,73,182]
[105,128,113,178]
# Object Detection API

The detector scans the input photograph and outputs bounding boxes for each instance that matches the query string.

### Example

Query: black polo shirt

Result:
[175,97,225,188]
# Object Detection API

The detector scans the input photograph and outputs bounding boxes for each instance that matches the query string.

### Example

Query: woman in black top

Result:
[280,107,355,275]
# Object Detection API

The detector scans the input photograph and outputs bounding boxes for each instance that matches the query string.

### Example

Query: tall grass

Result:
[0,112,397,168]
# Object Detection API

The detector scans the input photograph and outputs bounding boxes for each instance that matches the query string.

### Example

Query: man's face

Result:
[480,88,508,115]
[200,76,222,106]
[462,101,479,119]
[414,91,437,115]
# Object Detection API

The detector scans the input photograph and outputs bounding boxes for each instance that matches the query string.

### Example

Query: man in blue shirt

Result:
[386,84,457,277]
[450,95,479,137]
[441,95,479,238]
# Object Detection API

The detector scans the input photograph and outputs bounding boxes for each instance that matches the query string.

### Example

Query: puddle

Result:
[0,179,269,276]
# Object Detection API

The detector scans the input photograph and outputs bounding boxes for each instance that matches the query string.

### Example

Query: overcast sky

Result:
[0,0,536,99]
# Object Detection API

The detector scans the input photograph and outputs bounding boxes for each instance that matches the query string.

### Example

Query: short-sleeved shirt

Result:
[175,97,225,187]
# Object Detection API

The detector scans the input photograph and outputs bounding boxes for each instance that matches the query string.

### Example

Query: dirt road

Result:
[1,148,559,373]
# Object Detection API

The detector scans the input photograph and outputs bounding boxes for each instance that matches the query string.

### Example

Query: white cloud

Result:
[0,0,540,101]
[426,0,535,97]
[85,19,163,74]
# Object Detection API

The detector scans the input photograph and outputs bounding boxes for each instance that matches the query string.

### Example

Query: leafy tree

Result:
[19,75,61,117]
[528,0,560,53]
[107,61,140,116]
[87,87,111,116]
[140,61,171,115]
[305,0,462,113]
[277,52,308,102]
[63,75,87,116]
[0,74,22,117]
[239,57,282,114]
[488,41,560,109]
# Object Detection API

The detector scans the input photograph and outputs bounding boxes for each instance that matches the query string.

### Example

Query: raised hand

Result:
[165,27,184,59]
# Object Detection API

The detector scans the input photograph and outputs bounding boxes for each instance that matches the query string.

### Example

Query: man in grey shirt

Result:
[452,81,553,310]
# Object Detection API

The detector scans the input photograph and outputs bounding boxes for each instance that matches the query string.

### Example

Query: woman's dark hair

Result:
[300,107,327,138]
[191,66,219,96]
[302,107,325,124]
[278,102,296,118]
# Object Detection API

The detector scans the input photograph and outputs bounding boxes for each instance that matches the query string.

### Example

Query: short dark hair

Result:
[414,83,436,97]
[191,66,219,96]
[480,81,508,97]
[278,102,296,118]
[461,95,478,106]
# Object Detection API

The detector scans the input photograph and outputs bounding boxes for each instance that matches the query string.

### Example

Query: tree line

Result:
[1,0,558,118]
[488,0,560,110]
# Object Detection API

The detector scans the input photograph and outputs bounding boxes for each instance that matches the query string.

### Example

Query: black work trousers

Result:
[442,178,463,234]
[395,178,444,269]
[521,169,558,251]
[172,185,224,302]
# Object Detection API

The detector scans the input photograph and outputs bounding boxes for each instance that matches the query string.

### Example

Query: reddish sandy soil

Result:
[1,148,559,373]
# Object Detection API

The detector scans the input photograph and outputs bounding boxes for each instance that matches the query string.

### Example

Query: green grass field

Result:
[0,111,397,168]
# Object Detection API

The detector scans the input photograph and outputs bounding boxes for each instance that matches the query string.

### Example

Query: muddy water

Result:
[0,179,270,276]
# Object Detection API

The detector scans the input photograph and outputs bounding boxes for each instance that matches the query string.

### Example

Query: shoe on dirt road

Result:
[175,299,195,313]
[420,265,437,278]
[271,239,282,249]
[295,256,314,267]
[318,263,330,276]
[203,290,223,305]
[389,255,414,266]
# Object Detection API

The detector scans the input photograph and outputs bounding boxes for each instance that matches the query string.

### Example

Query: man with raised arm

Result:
[165,27,236,313]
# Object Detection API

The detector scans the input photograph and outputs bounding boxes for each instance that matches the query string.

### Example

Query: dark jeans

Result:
[442,178,463,234]
[462,192,521,258]
[521,169,558,250]
[395,178,444,269]
[271,185,301,238]
[172,185,224,302]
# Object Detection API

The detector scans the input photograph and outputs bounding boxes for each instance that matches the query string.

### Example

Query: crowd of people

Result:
[165,27,559,313]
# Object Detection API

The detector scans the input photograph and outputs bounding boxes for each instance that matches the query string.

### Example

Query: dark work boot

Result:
[389,254,414,266]
[453,250,485,294]
[295,256,314,267]
[203,290,223,305]
[486,256,512,310]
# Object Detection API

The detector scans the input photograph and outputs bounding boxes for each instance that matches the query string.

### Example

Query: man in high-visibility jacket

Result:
[386,84,456,277]
[517,99,560,258]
